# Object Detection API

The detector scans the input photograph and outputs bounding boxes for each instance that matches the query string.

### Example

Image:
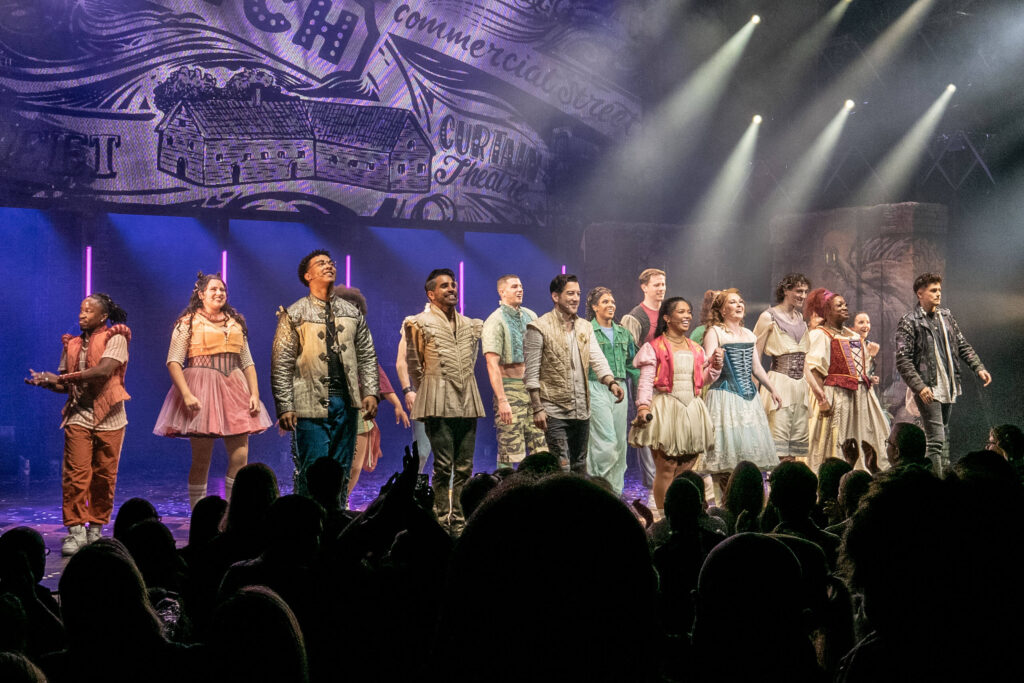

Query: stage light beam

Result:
[751,15,761,25]
[688,117,763,235]
[753,114,763,124]
[845,99,855,109]
[576,16,760,216]
[758,102,854,227]
[85,245,92,297]
[221,250,228,284]
[853,83,958,205]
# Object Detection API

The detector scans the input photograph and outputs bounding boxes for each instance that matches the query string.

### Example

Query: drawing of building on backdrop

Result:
[155,95,434,192]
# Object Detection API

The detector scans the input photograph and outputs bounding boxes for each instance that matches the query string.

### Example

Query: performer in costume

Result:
[804,288,891,471]
[482,274,547,471]
[271,250,379,498]
[620,268,666,497]
[894,273,991,472]
[525,274,624,472]
[25,293,131,556]
[630,297,717,512]
[154,272,272,508]
[585,287,638,495]
[851,312,881,385]
[334,286,410,504]
[753,273,812,463]
[702,289,781,497]
[405,268,485,537]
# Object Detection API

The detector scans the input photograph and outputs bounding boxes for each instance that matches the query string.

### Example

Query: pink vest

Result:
[651,335,707,394]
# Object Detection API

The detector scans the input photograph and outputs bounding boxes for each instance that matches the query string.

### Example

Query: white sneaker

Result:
[86,525,102,543]
[62,525,87,557]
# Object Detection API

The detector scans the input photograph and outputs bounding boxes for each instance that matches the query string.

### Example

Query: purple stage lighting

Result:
[221,250,228,284]
[85,245,92,296]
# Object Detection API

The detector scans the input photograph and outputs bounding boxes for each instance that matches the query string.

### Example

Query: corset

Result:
[771,352,806,380]
[187,352,240,377]
[711,342,757,400]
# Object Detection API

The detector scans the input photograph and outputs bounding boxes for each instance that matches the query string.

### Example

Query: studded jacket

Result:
[271,295,379,419]
[894,305,985,397]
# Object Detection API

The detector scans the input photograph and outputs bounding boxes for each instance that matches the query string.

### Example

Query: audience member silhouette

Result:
[989,423,1024,486]
[111,497,158,542]
[40,539,198,683]
[884,422,930,471]
[178,495,226,569]
[205,585,308,683]
[710,460,765,534]
[437,474,659,683]
[838,465,1024,681]
[306,457,356,542]
[459,472,499,521]
[0,527,63,659]
[653,477,723,647]
[691,533,822,682]
[815,457,853,527]
[769,461,841,569]
[121,519,191,641]
[0,651,48,683]
[825,470,873,537]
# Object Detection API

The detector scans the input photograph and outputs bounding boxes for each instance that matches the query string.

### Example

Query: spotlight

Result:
[844,99,855,109]
[753,114,763,124]
[751,15,761,24]
[946,83,957,93]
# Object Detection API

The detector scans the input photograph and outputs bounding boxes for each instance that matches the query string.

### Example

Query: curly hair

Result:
[708,288,742,326]
[174,272,248,347]
[334,285,367,315]
[698,290,718,327]
[298,249,331,288]
[585,286,613,321]
[774,273,810,304]
[87,292,128,325]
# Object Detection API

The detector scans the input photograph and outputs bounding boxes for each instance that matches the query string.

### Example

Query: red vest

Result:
[651,335,707,395]
[62,324,131,424]
[821,328,866,392]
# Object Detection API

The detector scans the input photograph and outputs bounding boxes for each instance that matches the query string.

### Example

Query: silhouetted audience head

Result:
[224,463,279,534]
[818,457,853,504]
[679,470,708,510]
[121,520,186,591]
[0,652,47,683]
[440,474,658,682]
[989,423,1024,460]
[664,476,703,533]
[724,460,765,521]
[265,495,325,560]
[306,457,345,512]
[187,495,227,548]
[112,497,158,542]
[516,451,560,478]
[460,472,499,521]
[885,422,927,469]
[0,526,46,584]
[837,470,873,519]
[769,461,818,522]
[58,539,162,645]
[209,586,308,683]
[948,449,1023,506]
[693,533,819,680]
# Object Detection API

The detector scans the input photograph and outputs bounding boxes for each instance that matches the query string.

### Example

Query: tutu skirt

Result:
[629,391,714,462]
[702,388,778,472]
[153,367,272,438]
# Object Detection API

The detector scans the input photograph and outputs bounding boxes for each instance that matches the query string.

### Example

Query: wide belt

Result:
[770,352,806,380]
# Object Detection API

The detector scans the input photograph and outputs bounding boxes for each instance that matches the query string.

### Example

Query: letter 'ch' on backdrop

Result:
[0,0,641,226]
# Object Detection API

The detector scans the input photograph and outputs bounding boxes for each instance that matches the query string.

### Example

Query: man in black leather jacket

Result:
[894,273,991,471]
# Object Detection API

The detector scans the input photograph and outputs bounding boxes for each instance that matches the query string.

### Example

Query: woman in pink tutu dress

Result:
[154,272,272,508]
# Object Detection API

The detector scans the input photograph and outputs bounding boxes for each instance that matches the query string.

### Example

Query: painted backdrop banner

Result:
[0,0,641,226]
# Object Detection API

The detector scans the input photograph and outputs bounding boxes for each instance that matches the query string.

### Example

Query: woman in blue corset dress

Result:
[702,288,782,499]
